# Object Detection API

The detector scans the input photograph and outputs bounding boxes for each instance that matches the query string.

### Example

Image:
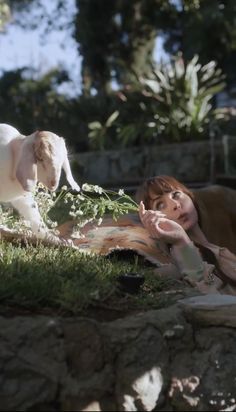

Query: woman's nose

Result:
[172,200,181,210]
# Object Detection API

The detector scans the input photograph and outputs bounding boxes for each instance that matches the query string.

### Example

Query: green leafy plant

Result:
[139,54,226,142]
[0,182,139,237]
[66,183,138,228]
[100,55,227,149]
[88,110,119,150]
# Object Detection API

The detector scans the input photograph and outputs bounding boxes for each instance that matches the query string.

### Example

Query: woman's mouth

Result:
[178,213,188,223]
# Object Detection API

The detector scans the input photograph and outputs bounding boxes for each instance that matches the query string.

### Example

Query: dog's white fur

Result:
[0,123,80,242]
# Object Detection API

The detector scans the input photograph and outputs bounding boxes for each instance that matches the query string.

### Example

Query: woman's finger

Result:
[139,201,146,219]
[143,216,162,238]
[142,213,159,228]
[141,211,166,224]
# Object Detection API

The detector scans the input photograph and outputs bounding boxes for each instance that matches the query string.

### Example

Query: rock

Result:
[1,298,236,411]
[178,294,236,327]
[0,316,66,411]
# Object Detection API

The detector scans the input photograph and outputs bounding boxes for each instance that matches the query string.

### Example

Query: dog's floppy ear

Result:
[33,131,50,161]
[15,132,38,191]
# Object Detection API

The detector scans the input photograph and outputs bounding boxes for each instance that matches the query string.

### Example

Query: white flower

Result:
[61,185,68,191]
[94,185,103,194]
[82,183,93,192]
[93,205,98,213]
[77,194,85,201]
[97,218,103,226]
[147,122,156,128]
[65,193,74,201]
[118,189,125,196]
[76,210,84,216]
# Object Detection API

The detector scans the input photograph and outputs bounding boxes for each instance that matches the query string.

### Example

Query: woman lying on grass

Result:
[137,175,236,295]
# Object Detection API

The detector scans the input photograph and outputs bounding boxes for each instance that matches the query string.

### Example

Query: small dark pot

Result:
[117,272,145,294]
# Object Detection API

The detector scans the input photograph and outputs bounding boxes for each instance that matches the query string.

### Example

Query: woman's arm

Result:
[170,241,205,282]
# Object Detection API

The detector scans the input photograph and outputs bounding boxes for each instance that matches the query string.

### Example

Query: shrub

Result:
[137,54,226,142]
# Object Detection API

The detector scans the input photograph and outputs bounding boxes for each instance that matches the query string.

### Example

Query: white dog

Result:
[0,123,80,243]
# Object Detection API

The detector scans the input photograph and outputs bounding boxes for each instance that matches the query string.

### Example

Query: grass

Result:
[0,239,185,317]
[0,199,187,318]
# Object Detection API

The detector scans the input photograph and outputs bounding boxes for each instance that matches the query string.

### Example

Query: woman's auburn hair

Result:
[135,175,195,209]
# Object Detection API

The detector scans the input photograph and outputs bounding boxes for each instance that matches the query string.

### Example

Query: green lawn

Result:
[0,197,188,318]
[0,239,184,317]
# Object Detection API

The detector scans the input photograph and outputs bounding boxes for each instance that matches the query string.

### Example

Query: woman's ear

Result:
[15,133,38,191]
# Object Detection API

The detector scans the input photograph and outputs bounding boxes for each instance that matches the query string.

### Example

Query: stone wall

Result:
[1,294,236,411]
[70,140,225,188]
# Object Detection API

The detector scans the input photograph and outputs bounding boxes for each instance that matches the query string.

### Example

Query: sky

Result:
[0,0,83,95]
[0,0,168,96]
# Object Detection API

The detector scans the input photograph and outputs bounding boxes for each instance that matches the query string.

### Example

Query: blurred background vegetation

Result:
[0,0,236,152]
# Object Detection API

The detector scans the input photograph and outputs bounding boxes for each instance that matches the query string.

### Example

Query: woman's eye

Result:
[172,191,181,199]
[155,202,164,210]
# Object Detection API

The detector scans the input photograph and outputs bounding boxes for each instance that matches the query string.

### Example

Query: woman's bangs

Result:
[150,178,176,195]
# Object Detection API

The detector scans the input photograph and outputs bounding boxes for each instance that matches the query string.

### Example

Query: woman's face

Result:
[149,189,198,231]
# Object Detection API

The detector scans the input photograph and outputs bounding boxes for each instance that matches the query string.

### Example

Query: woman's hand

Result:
[139,201,191,247]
